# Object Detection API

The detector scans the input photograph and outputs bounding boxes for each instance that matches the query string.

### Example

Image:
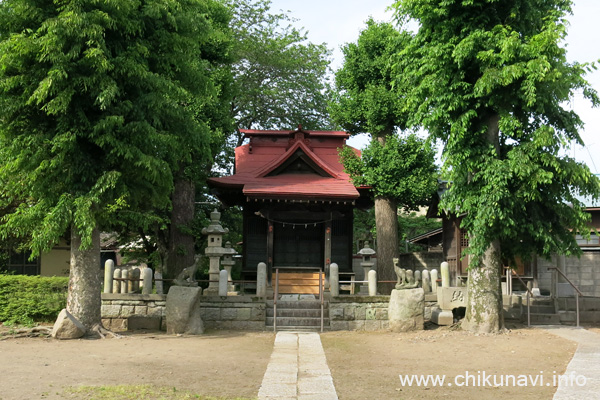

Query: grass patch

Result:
[65,385,255,400]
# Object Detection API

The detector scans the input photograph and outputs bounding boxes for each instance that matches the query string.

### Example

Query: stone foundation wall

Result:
[101,293,166,331]
[198,296,266,330]
[329,296,390,331]
[101,293,266,331]
[329,295,439,331]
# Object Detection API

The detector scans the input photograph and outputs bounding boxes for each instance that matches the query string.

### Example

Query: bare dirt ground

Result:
[322,324,580,400]
[0,329,274,400]
[0,323,596,400]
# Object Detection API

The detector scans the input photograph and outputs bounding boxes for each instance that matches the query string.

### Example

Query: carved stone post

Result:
[103,260,114,294]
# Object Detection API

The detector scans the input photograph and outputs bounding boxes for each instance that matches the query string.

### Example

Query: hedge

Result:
[0,275,68,325]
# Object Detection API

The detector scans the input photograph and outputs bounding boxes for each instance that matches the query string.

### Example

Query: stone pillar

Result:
[121,269,129,294]
[441,262,450,288]
[422,269,431,293]
[414,270,422,287]
[131,268,141,293]
[113,268,121,294]
[257,262,267,298]
[330,263,339,297]
[127,269,135,293]
[103,260,115,294]
[368,270,377,296]
[218,269,228,297]
[142,267,153,295]
[155,271,164,295]
[431,269,439,292]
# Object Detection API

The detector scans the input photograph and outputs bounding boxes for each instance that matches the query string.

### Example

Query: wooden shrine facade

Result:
[208,127,370,284]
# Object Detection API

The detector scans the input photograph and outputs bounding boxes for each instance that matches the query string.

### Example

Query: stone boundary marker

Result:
[258,332,338,400]
[539,326,600,399]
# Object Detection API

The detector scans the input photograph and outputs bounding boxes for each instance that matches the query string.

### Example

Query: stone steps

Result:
[266,299,329,331]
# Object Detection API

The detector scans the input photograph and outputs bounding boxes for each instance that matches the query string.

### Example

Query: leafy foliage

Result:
[0,0,231,254]
[330,18,412,136]
[0,275,68,325]
[226,0,333,144]
[340,134,437,208]
[394,0,600,264]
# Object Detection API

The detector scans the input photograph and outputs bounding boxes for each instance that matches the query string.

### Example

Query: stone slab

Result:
[388,288,424,332]
[436,286,467,310]
[166,286,204,335]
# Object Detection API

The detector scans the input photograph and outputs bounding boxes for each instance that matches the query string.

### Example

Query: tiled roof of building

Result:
[208,127,361,201]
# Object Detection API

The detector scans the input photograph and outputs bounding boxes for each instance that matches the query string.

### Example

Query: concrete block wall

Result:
[397,252,445,271]
[537,252,600,297]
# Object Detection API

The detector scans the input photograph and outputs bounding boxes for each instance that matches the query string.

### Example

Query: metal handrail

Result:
[508,269,534,327]
[319,271,324,333]
[274,268,279,332]
[549,267,583,327]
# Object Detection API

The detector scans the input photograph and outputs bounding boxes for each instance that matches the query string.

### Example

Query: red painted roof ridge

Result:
[254,140,341,179]
[240,128,349,138]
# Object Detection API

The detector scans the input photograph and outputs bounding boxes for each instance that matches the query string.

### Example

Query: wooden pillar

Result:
[324,218,332,287]
[267,219,274,285]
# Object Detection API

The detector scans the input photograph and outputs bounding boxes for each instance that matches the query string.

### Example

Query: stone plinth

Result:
[388,288,424,332]
[437,286,467,310]
[166,286,204,335]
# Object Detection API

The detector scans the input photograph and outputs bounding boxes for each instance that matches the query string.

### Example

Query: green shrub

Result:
[0,275,68,325]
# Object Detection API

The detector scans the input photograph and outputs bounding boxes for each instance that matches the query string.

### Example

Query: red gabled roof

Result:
[208,127,360,201]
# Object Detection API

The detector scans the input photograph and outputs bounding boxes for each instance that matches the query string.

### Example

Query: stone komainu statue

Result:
[393,258,419,290]
[173,255,202,287]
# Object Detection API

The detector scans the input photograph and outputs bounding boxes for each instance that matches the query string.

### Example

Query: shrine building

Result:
[208,126,370,288]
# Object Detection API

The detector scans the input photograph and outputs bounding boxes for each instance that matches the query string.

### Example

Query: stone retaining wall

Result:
[101,293,266,331]
[199,296,266,330]
[101,293,166,331]
[328,295,439,331]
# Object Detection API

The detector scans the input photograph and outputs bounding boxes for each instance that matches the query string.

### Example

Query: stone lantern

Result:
[358,241,376,295]
[221,241,238,293]
[202,209,228,295]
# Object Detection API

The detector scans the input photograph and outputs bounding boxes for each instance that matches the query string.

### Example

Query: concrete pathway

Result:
[540,326,600,399]
[258,331,338,400]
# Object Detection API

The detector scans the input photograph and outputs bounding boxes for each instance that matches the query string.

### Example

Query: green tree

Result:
[331,19,436,290]
[226,0,332,147]
[339,134,438,288]
[394,0,600,332]
[0,0,230,334]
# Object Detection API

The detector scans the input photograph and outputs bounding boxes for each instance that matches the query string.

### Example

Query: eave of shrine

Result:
[208,126,366,206]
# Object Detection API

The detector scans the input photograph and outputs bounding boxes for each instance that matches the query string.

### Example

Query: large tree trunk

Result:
[375,196,399,294]
[461,238,504,333]
[166,177,196,280]
[462,112,504,333]
[67,226,102,332]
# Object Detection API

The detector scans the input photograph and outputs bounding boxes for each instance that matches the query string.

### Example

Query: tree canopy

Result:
[393,0,600,332]
[226,0,332,146]
[340,134,437,209]
[330,18,412,137]
[394,0,600,263]
[0,0,231,253]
